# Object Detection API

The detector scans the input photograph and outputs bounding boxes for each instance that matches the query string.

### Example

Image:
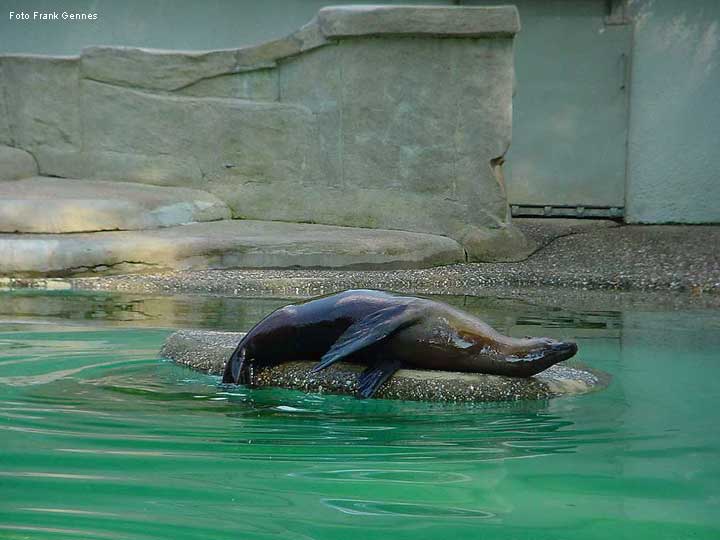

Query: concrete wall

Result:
[0,5,530,261]
[3,0,635,219]
[625,0,720,223]
[3,1,717,225]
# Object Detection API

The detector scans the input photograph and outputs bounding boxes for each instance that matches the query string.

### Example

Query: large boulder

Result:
[161,329,609,403]
[0,177,231,233]
[0,219,465,276]
[0,145,37,180]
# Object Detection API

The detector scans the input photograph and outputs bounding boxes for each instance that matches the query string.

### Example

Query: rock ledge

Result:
[161,329,609,403]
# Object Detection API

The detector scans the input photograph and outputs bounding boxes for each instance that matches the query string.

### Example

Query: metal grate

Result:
[510,205,624,219]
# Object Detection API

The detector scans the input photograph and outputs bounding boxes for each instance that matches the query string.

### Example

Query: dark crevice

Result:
[512,226,624,264]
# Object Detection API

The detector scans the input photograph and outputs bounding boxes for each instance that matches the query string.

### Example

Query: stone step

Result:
[160,329,608,403]
[0,145,38,180]
[0,176,231,233]
[0,219,465,276]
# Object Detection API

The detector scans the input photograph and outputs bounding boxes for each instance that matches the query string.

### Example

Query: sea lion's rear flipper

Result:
[311,304,421,372]
[223,342,247,385]
[357,357,403,399]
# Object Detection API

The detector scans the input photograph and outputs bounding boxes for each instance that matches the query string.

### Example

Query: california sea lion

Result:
[223,289,578,398]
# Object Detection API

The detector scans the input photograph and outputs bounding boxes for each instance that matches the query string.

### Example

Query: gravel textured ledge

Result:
[6,222,718,301]
[56,222,720,295]
[160,329,609,403]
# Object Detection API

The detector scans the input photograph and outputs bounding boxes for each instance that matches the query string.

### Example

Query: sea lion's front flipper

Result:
[357,357,403,399]
[311,304,421,372]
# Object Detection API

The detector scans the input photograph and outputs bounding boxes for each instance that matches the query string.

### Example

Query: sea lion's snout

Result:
[550,341,578,359]
[540,340,578,365]
[506,338,578,377]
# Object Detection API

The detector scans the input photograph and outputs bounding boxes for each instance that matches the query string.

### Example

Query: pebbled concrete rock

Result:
[0,56,80,152]
[0,145,37,180]
[0,219,465,276]
[459,223,537,263]
[160,329,607,403]
[80,22,328,93]
[81,81,315,190]
[277,35,524,260]
[58,221,718,297]
[32,149,203,188]
[0,177,231,233]
[0,64,10,145]
[0,6,526,262]
[317,5,521,38]
[81,46,239,91]
[177,69,278,101]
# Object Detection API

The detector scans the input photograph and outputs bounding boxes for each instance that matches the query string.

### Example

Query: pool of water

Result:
[0,290,718,539]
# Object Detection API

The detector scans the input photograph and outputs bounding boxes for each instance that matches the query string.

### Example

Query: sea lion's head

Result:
[496,336,578,376]
[430,309,580,377]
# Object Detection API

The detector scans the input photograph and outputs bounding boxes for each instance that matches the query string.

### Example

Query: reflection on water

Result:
[0,289,291,330]
[321,498,496,518]
[0,290,718,540]
[0,289,624,336]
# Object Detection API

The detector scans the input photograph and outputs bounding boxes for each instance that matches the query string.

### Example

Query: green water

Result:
[0,291,718,539]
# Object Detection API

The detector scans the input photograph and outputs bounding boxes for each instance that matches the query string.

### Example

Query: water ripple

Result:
[291,468,471,484]
[1,293,718,540]
[322,499,496,519]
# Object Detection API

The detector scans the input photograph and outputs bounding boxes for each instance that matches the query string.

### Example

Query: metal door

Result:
[467,0,632,218]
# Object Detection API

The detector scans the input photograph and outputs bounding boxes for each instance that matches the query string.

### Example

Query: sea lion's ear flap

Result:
[311,304,421,373]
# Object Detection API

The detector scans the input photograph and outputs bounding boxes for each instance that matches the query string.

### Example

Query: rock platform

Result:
[0,219,464,277]
[0,176,231,233]
[160,329,609,403]
[0,147,465,276]
[0,146,37,181]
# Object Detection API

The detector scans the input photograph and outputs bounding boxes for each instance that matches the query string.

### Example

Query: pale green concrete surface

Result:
[467,0,631,210]
[625,0,720,223]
